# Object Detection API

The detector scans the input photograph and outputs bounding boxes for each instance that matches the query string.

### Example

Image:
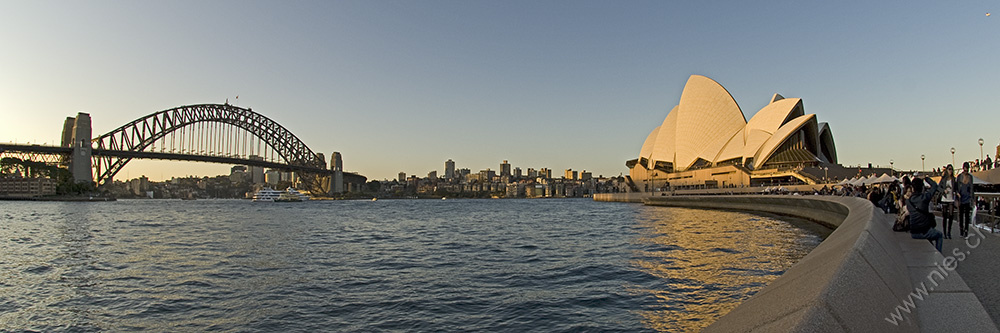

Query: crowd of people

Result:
[851,162,992,252]
[813,162,997,253]
[929,153,998,174]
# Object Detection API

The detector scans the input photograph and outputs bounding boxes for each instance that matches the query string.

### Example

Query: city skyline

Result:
[2,1,999,181]
[394,158,601,182]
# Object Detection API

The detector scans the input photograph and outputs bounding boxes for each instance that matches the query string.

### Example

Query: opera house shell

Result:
[627,75,838,191]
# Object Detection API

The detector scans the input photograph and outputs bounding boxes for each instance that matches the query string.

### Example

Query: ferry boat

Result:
[251,188,282,202]
[275,191,302,202]
[284,187,310,201]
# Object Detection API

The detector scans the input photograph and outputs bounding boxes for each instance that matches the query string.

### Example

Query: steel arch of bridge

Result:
[93,104,327,188]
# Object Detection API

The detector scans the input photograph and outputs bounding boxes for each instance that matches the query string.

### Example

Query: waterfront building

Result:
[500,160,511,177]
[0,177,57,197]
[513,167,522,179]
[479,169,496,182]
[627,75,838,191]
[398,172,406,183]
[130,176,150,196]
[445,159,455,180]
[580,170,592,181]
[506,183,523,198]
[230,166,247,183]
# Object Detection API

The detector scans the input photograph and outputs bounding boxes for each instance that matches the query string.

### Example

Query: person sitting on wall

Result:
[908,176,943,252]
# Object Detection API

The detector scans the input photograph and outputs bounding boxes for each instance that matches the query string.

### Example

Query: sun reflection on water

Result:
[630,206,828,332]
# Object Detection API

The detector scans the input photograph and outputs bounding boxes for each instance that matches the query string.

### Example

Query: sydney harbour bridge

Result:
[0,103,366,195]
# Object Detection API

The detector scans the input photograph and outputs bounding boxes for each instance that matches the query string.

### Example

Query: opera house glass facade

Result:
[627,75,837,192]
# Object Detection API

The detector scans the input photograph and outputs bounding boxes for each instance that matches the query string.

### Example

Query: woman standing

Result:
[940,165,957,239]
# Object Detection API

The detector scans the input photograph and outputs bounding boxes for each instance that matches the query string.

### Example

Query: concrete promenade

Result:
[942,220,1000,327]
[595,193,998,332]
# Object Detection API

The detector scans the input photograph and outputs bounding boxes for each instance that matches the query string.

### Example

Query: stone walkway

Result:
[943,222,1000,326]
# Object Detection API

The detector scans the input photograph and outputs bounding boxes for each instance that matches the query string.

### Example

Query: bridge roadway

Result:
[0,143,364,180]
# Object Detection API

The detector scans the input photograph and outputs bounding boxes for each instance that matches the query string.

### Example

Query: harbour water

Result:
[0,199,827,332]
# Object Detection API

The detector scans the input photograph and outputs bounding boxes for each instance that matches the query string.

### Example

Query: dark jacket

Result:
[907,177,938,234]
[957,172,975,205]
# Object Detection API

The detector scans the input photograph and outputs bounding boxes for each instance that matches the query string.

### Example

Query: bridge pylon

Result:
[61,112,93,184]
[331,152,344,195]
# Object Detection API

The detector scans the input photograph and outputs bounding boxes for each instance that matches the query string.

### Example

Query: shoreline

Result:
[0,195,117,202]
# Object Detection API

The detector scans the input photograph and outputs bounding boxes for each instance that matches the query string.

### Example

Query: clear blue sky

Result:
[2,0,998,181]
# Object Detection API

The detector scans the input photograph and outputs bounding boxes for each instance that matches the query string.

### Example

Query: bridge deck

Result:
[1,143,363,179]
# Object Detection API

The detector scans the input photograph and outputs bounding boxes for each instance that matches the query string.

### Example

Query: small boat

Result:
[252,188,282,202]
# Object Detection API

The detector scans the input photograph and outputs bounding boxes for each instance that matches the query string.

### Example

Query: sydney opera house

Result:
[627,75,838,191]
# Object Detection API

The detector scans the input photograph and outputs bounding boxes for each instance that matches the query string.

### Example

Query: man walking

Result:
[956,162,976,239]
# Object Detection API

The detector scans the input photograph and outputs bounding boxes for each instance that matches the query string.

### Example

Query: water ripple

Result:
[0,199,824,332]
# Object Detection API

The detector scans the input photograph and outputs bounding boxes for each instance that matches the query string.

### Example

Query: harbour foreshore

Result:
[0,195,116,201]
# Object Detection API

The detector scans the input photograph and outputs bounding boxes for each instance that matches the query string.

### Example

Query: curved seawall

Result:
[623,195,998,332]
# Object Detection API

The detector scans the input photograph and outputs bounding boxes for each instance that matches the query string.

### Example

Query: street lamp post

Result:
[980,138,985,162]
[890,159,894,177]
[951,147,956,167]
[921,154,925,172]
[651,171,656,192]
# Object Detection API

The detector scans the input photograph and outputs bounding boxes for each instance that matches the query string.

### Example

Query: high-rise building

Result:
[540,168,552,179]
[428,171,438,179]
[130,176,150,196]
[445,159,456,179]
[513,167,522,178]
[564,169,573,180]
[500,160,511,177]
[527,168,538,178]
[580,170,593,181]
[398,172,406,183]
[479,169,496,182]
[265,170,281,185]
